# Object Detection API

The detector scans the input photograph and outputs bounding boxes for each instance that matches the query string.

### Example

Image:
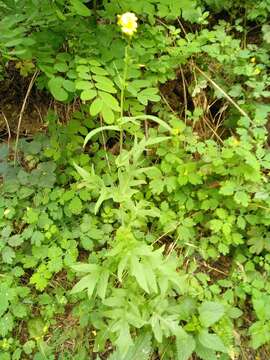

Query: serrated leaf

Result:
[31,231,44,246]
[115,321,133,356]
[12,303,27,318]
[219,181,236,196]
[198,330,227,353]
[130,256,149,293]
[249,320,270,349]
[110,331,152,360]
[127,332,152,360]
[117,257,128,282]
[180,0,203,22]
[176,333,196,360]
[209,219,223,233]
[144,263,158,293]
[96,270,109,300]
[23,340,35,355]
[150,178,164,195]
[150,314,163,342]
[27,318,45,339]
[71,274,95,295]
[8,234,24,247]
[253,295,270,321]
[0,290,9,317]
[199,301,225,327]
[234,191,249,207]
[18,186,34,199]
[137,87,160,105]
[227,306,243,319]
[0,312,14,337]
[2,246,15,264]
[195,341,217,360]
[69,197,83,215]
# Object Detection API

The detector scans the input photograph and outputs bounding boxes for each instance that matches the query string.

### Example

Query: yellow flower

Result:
[117,12,138,36]
[172,128,180,135]
[4,209,10,216]
[232,137,240,146]
[253,67,261,75]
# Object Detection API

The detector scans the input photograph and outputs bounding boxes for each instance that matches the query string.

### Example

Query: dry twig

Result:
[180,66,188,124]
[1,111,11,148]
[14,70,39,164]
[194,65,252,123]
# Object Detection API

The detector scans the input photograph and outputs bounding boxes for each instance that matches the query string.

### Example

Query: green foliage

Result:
[1,0,270,358]
[108,332,152,360]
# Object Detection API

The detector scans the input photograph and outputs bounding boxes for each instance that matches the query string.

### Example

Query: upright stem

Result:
[119,43,129,152]
[242,9,247,49]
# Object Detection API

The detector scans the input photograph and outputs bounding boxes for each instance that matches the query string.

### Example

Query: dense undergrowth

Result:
[0,0,270,359]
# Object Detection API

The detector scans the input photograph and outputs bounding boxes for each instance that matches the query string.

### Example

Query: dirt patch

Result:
[0,65,50,138]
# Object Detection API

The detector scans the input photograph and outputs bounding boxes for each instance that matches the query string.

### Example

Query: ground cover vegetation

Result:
[0,0,270,359]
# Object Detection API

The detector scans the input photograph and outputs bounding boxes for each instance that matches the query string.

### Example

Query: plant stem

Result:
[119,43,129,152]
